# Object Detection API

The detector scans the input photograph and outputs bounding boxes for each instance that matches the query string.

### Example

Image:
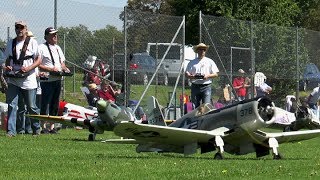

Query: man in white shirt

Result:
[3,21,41,137]
[307,86,320,111]
[185,43,219,108]
[38,27,70,134]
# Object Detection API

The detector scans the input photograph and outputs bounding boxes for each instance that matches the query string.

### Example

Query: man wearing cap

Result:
[38,27,70,133]
[233,69,250,101]
[3,20,41,137]
[185,43,219,108]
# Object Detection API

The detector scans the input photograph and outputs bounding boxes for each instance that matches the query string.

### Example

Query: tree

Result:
[57,24,123,68]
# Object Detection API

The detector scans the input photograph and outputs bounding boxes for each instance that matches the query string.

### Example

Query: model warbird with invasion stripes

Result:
[28,96,320,159]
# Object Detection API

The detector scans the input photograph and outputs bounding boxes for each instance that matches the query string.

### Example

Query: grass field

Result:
[0,73,319,179]
[1,128,320,179]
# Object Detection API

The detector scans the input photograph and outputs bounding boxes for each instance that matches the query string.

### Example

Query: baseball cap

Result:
[44,27,58,36]
[15,21,27,27]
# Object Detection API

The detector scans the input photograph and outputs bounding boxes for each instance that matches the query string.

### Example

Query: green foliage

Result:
[57,24,123,69]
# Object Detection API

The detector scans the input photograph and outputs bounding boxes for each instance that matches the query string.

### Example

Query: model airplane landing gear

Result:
[88,133,96,141]
[268,138,281,160]
[214,152,223,160]
[273,153,282,160]
[214,136,224,160]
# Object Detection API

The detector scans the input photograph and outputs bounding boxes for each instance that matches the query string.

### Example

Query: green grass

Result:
[1,128,320,179]
[1,73,319,179]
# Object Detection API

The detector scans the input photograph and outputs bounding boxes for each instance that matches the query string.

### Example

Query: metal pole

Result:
[112,37,115,81]
[199,11,202,43]
[296,27,300,103]
[124,6,127,107]
[54,0,57,29]
[7,27,10,42]
[230,48,233,82]
[181,15,185,116]
[155,43,158,97]
[63,33,66,98]
[250,20,255,99]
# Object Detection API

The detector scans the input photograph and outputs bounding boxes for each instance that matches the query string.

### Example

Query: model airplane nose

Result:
[96,99,108,113]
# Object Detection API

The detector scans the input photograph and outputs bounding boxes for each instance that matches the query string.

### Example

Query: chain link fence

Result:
[1,0,320,114]
[201,13,320,107]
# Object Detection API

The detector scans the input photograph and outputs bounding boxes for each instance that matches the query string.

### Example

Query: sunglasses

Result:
[15,25,25,30]
[198,48,207,51]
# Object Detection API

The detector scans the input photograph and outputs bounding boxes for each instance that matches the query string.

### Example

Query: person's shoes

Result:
[41,128,50,134]
[33,129,41,136]
[49,129,58,134]
[6,133,15,137]
[17,131,25,135]
[32,132,40,137]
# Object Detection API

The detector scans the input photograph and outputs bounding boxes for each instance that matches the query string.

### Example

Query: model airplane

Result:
[28,96,320,159]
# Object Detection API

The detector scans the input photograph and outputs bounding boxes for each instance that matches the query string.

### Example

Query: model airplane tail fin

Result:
[293,106,320,130]
[145,96,166,126]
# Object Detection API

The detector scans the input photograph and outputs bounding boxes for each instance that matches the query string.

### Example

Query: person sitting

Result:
[86,83,100,107]
[97,80,121,103]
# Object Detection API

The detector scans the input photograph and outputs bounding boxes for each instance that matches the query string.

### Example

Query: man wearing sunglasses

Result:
[3,21,41,137]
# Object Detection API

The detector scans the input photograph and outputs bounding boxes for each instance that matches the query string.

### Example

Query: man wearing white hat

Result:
[185,43,219,108]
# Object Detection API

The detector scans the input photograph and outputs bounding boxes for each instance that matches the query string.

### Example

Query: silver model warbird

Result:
[28,96,320,159]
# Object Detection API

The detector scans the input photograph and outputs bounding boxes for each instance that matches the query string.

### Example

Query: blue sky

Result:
[0,0,127,41]
[72,0,127,7]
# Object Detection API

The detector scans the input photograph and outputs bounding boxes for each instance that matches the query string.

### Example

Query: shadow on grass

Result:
[92,152,309,161]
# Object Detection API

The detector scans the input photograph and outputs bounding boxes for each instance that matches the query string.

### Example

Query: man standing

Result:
[3,21,41,137]
[185,43,219,108]
[306,85,320,113]
[38,27,70,134]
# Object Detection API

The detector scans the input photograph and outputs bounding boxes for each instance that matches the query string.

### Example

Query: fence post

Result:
[73,65,76,93]
[250,20,255,98]
[295,27,300,104]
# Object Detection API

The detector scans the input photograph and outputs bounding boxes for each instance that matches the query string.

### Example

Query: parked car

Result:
[111,53,168,86]
[299,63,320,91]
[161,46,195,86]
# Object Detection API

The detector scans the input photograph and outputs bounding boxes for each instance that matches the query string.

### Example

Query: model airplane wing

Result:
[113,121,228,146]
[28,115,90,127]
[254,129,320,144]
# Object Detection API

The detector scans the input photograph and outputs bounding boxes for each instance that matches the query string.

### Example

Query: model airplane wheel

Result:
[273,153,282,160]
[88,134,95,141]
[214,152,223,160]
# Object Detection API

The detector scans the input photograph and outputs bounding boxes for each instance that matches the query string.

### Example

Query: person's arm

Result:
[21,54,41,73]
[204,73,218,79]
[61,62,70,72]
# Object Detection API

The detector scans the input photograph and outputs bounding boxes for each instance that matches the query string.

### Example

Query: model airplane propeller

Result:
[28,96,320,159]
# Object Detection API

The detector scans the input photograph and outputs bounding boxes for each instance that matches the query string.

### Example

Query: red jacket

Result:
[233,77,246,96]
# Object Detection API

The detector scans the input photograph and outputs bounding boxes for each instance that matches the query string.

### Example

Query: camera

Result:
[4,71,28,78]
[194,73,204,79]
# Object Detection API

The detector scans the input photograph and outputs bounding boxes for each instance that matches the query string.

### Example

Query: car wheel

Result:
[143,74,148,85]
[163,74,168,86]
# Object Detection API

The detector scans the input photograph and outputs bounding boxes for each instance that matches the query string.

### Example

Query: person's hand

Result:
[51,66,59,72]
[20,66,29,73]
[63,67,70,73]
[5,66,13,72]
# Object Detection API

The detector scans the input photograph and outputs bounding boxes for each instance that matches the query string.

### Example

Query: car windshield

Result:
[305,64,319,74]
